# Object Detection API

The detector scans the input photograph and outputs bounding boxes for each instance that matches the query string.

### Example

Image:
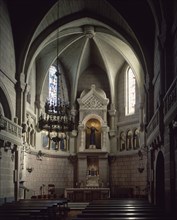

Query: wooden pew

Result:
[0,203,53,219]
[18,198,70,217]
[0,210,40,220]
[72,217,176,220]
[0,198,70,220]
[72,199,176,220]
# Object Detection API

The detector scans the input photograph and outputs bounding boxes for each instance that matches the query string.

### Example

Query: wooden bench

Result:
[72,217,176,220]
[0,198,70,220]
[72,199,176,220]
[111,187,134,198]
[18,198,70,216]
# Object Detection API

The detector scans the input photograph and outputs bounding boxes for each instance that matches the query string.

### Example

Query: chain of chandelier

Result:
[38,1,74,141]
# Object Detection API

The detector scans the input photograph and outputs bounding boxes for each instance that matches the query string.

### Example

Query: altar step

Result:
[68,202,89,210]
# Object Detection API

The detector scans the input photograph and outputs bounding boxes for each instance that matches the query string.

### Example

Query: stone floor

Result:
[62,202,88,220]
[65,210,82,220]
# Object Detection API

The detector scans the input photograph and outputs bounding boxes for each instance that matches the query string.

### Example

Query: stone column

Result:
[71,107,77,130]
[139,103,144,131]
[14,145,20,201]
[108,104,116,153]
[68,155,78,187]
[35,94,43,119]
[22,84,31,132]
[15,79,26,126]
[108,104,116,135]
[68,107,78,154]
[78,124,85,152]
[101,125,109,152]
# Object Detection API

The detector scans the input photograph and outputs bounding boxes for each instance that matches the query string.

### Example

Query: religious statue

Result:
[87,125,98,146]
[60,134,65,150]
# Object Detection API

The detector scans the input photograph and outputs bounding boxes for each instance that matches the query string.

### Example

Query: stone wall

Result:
[153,34,161,111]
[0,0,16,118]
[0,0,16,77]
[23,153,73,199]
[77,66,111,101]
[111,153,147,198]
[172,20,177,203]
[0,149,15,204]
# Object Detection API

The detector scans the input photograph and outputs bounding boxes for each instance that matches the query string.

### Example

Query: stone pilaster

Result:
[15,79,25,125]
[108,104,116,136]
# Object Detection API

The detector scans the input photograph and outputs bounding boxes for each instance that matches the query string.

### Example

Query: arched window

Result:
[126,130,133,150]
[120,131,126,151]
[133,129,140,149]
[48,65,69,107]
[125,67,136,115]
[49,65,58,105]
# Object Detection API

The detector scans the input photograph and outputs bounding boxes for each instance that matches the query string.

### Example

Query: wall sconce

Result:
[0,141,15,153]
[36,150,44,160]
[137,150,144,173]
[4,141,11,151]
[0,141,16,160]
[172,120,177,128]
[26,167,34,173]
[23,142,31,153]
[138,166,144,173]
[22,123,27,133]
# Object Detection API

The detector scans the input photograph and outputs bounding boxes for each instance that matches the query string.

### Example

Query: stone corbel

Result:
[109,130,116,137]
[108,154,117,164]
[68,154,78,164]
[35,94,45,111]
[71,130,78,137]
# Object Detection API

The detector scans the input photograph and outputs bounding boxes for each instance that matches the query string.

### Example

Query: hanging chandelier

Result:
[38,67,74,136]
[37,0,74,141]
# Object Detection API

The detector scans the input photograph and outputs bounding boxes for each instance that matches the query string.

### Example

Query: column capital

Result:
[71,107,77,116]
[108,109,116,116]
[15,81,26,93]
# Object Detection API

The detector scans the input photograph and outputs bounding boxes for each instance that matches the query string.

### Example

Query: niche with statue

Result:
[86,119,101,149]
[77,85,110,186]
[77,84,109,152]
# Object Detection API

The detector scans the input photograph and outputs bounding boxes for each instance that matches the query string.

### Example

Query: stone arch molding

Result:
[82,114,104,127]
[77,85,109,152]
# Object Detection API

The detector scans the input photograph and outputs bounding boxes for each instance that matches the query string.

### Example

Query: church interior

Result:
[0,0,177,219]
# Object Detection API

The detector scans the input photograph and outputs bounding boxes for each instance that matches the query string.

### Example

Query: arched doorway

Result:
[156,151,165,208]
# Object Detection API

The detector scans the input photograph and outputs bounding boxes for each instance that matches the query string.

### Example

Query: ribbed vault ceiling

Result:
[22,0,146,107]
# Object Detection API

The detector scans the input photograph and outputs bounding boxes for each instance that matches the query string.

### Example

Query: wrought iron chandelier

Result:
[38,66,74,135]
[38,1,74,140]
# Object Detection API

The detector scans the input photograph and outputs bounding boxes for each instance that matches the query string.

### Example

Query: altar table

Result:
[64,188,110,202]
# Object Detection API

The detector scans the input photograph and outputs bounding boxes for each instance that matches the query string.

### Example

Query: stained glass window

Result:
[49,65,57,105]
[125,67,136,115]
